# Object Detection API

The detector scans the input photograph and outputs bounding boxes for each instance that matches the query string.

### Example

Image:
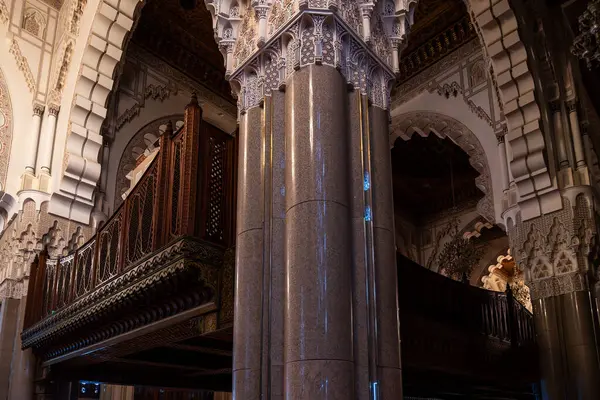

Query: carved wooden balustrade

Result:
[21,95,238,362]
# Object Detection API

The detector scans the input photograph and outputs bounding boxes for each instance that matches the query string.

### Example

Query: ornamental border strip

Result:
[41,261,217,361]
[22,237,224,344]
[23,254,219,349]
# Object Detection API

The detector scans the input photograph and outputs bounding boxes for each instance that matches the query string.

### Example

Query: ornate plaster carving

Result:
[230,11,405,113]
[9,39,36,93]
[0,199,92,285]
[508,194,595,299]
[0,0,8,25]
[22,7,47,38]
[390,111,495,223]
[0,68,13,192]
[208,0,413,79]
[115,84,179,130]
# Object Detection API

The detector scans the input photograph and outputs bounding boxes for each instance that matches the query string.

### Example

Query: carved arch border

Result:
[113,115,184,209]
[390,111,495,223]
[0,67,12,192]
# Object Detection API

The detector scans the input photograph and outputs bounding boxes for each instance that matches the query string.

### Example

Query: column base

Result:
[20,171,38,191]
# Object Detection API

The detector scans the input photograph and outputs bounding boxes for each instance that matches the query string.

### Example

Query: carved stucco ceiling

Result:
[131,0,231,100]
[391,134,483,223]
[402,0,468,56]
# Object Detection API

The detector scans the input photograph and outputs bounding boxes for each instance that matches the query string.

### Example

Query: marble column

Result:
[550,101,569,170]
[284,65,353,399]
[369,105,403,398]
[25,104,44,174]
[233,106,264,400]
[0,297,19,400]
[37,104,59,178]
[566,100,586,169]
[497,136,510,192]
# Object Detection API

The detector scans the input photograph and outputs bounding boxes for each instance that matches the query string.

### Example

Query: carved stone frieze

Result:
[390,111,495,223]
[508,194,596,299]
[528,272,587,300]
[0,278,26,299]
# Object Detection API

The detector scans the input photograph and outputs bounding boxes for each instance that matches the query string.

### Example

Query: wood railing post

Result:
[24,254,39,329]
[153,121,173,249]
[181,93,203,237]
[224,132,238,246]
[506,284,518,347]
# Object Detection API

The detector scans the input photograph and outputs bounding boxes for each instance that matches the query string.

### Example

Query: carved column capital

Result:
[47,103,60,117]
[33,103,45,117]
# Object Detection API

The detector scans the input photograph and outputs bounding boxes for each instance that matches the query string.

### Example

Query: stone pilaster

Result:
[507,189,600,399]
[228,3,411,399]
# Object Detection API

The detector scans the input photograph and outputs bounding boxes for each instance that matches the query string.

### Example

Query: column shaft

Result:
[498,138,510,191]
[560,291,600,399]
[37,107,59,175]
[25,106,44,174]
[233,107,265,400]
[284,65,353,399]
[567,107,585,168]
[552,105,569,169]
[0,298,19,400]
[533,297,566,399]
[8,295,34,400]
[348,92,370,400]
[369,106,403,398]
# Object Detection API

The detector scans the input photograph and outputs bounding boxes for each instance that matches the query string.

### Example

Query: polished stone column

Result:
[284,65,354,399]
[233,106,264,400]
[560,290,600,399]
[369,105,403,398]
[532,296,566,399]
[497,136,510,192]
[0,297,19,400]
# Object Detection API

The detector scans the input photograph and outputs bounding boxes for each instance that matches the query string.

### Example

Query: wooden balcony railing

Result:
[23,95,237,331]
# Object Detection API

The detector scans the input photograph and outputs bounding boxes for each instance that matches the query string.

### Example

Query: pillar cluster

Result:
[226,2,413,398]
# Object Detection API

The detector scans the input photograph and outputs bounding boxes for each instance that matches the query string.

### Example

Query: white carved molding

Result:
[467,0,560,220]
[49,0,144,224]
